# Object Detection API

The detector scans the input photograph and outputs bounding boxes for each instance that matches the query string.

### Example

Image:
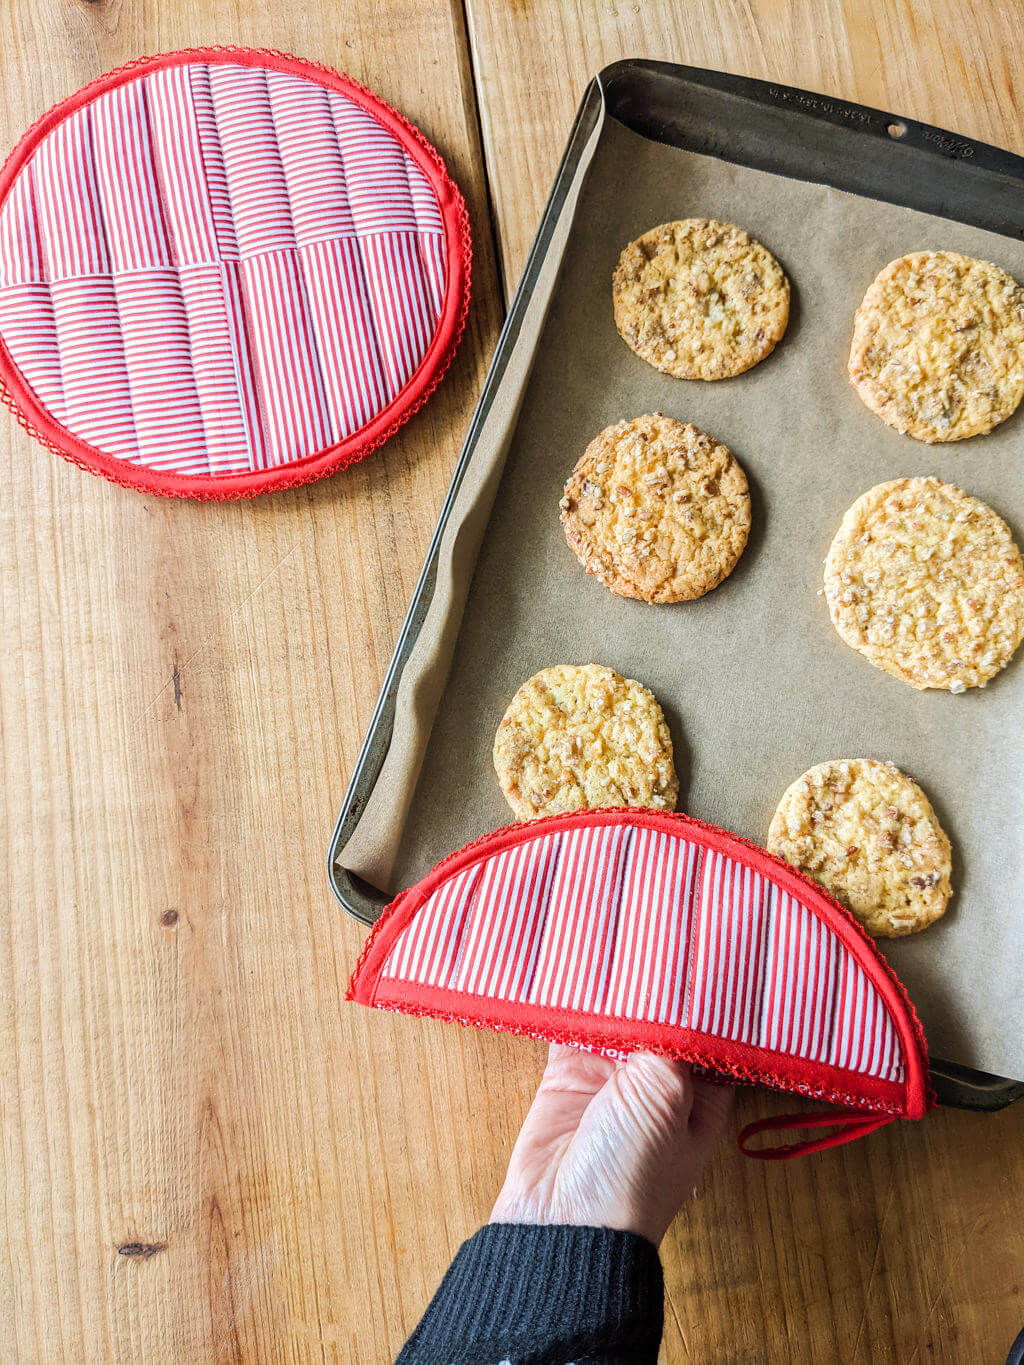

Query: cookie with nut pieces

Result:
[767,759,952,939]
[849,250,1024,442]
[824,476,1024,692]
[560,414,751,603]
[493,663,678,820]
[612,218,790,380]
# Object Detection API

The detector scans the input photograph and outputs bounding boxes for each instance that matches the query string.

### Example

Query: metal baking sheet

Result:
[329,62,1024,1108]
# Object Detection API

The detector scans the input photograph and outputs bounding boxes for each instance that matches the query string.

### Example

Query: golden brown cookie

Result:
[612,218,790,380]
[824,477,1024,692]
[493,663,678,820]
[849,250,1024,442]
[767,759,952,939]
[559,414,750,603]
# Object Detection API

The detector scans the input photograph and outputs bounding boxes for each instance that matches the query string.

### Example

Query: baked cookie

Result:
[559,414,750,603]
[824,477,1024,692]
[767,759,952,938]
[493,664,678,820]
[849,250,1024,442]
[612,218,790,380]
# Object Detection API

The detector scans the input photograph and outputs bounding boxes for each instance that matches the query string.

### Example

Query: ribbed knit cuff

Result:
[396,1223,664,1364]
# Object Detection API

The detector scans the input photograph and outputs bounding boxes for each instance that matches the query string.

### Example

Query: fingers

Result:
[613,1054,697,1142]
[545,1046,734,1148]
[619,1054,735,1150]
[546,1042,582,1066]
[624,1052,695,1106]
[542,1043,618,1090]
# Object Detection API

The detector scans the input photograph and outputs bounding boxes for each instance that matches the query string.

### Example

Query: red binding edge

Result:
[0,46,473,500]
[346,808,935,1158]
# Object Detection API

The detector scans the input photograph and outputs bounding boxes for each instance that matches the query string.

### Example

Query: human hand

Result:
[490,1044,733,1246]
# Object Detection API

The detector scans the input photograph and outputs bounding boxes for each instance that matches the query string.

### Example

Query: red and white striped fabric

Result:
[348,809,934,1156]
[0,48,470,497]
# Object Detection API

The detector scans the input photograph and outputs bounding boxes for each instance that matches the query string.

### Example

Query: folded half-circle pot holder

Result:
[348,809,935,1158]
[0,47,471,498]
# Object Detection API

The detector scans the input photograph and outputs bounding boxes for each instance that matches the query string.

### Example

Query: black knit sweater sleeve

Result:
[396,1223,664,1364]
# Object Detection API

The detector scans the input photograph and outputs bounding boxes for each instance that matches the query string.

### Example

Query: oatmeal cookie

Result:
[767,759,952,938]
[560,414,750,603]
[493,663,678,820]
[849,250,1024,442]
[824,477,1024,691]
[612,218,790,379]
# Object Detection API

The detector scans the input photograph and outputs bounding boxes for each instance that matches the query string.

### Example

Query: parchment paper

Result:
[341,112,1024,1079]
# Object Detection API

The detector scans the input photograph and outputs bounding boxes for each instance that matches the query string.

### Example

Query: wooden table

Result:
[3,4,1023,1360]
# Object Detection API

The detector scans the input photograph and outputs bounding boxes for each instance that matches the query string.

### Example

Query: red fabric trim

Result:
[346,808,933,1122]
[737,1108,895,1159]
[369,975,909,1115]
[0,47,472,499]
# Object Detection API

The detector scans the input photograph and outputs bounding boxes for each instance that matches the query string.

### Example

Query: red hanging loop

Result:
[738,1107,896,1159]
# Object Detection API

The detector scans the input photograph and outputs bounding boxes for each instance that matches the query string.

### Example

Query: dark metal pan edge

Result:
[929,1059,1024,1110]
[598,59,1024,240]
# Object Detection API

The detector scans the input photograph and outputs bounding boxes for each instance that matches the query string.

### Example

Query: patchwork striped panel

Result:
[0,60,448,478]
[377,821,907,1085]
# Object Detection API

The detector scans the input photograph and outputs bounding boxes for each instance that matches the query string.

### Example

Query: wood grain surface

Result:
[1,3,1023,1362]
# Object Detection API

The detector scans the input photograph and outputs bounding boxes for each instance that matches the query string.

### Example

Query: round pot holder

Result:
[0,47,471,498]
[348,808,936,1159]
